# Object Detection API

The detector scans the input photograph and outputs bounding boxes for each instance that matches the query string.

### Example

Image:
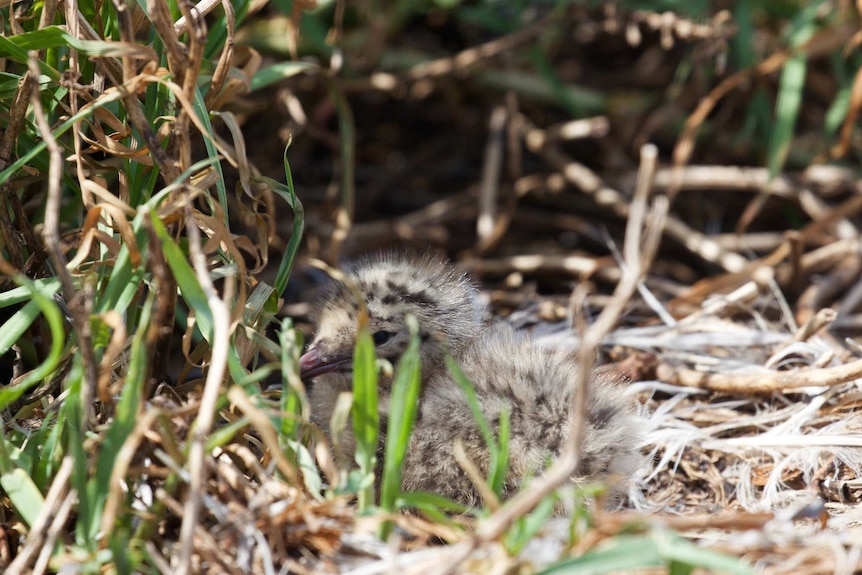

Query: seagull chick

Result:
[300,253,642,506]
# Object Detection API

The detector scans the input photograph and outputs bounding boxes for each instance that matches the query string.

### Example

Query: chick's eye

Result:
[372,330,395,345]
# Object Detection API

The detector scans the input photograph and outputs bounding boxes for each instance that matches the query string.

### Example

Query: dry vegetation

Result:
[2,0,862,573]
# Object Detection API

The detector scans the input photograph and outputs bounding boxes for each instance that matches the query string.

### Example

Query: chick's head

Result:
[300,253,482,380]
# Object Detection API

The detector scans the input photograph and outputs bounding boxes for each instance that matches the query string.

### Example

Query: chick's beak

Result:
[299,347,352,379]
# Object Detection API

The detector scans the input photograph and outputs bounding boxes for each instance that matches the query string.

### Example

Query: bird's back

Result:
[401,326,642,505]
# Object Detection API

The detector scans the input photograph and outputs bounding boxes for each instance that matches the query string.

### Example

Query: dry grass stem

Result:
[101,408,162,539]
[5,457,74,573]
[27,55,99,420]
[657,357,862,394]
[453,440,501,512]
[476,105,507,246]
[32,491,76,575]
[173,205,234,575]
[407,17,547,81]
[227,386,303,486]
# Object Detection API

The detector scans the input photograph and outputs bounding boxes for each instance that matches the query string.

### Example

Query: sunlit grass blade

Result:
[504,493,557,555]
[352,313,378,511]
[378,315,422,538]
[0,468,45,528]
[0,277,66,411]
[767,6,818,178]
[445,355,508,501]
[0,300,48,360]
[250,61,317,92]
[395,491,471,522]
[538,535,664,575]
[279,317,306,440]
[0,278,60,309]
[651,528,754,575]
[255,143,305,296]
[537,530,754,575]
[0,35,61,79]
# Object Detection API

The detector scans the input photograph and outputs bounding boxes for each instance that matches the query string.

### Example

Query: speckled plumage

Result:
[300,253,642,506]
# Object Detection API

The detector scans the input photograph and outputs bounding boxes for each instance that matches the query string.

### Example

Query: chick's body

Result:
[405,328,641,504]
[300,253,641,506]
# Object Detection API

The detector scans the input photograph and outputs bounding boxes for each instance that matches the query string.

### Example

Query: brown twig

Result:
[466,253,617,281]
[407,17,549,81]
[170,0,207,169]
[793,308,837,342]
[657,357,862,394]
[597,509,775,533]
[796,253,862,327]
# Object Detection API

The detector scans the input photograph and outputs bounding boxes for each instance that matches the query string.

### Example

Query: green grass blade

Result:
[537,535,663,574]
[504,493,556,555]
[93,211,148,315]
[0,468,45,527]
[0,278,66,411]
[91,288,155,542]
[378,316,422,537]
[538,529,754,575]
[445,356,494,447]
[0,35,61,79]
[652,529,754,575]
[446,355,508,499]
[767,53,808,177]
[279,318,306,440]
[0,300,48,359]
[396,490,471,517]
[767,6,818,178]
[250,61,317,92]
[194,87,229,227]
[489,406,509,498]
[255,143,305,296]
[352,319,378,511]
[147,208,213,341]
[0,278,61,309]
[824,50,853,138]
